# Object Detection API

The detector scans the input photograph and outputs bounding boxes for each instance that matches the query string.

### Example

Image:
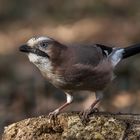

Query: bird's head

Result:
[19,36,66,67]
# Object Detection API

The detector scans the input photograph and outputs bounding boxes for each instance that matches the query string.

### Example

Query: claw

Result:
[80,110,90,124]
[80,108,99,124]
[48,92,73,124]
[48,109,59,124]
[90,107,99,114]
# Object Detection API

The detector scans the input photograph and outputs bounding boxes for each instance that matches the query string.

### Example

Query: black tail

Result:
[122,44,140,59]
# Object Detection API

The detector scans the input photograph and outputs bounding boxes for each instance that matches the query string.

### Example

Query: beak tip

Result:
[19,45,30,53]
[19,46,23,52]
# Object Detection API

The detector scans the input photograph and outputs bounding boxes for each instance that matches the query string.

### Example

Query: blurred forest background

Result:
[0,0,140,138]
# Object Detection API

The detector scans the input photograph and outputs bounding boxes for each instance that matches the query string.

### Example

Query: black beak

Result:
[19,44,49,58]
[19,44,31,53]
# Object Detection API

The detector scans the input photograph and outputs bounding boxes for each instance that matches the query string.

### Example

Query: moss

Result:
[62,115,125,140]
[3,112,140,140]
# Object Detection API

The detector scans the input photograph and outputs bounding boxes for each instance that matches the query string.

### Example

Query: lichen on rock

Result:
[2,112,140,140]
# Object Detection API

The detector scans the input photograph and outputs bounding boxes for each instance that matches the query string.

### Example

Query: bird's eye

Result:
[41,42,48,48]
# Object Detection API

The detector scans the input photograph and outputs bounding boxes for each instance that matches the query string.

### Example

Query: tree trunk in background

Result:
[2,112,140,140]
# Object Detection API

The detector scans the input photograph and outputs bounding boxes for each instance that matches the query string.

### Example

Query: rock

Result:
[2,112,140,140]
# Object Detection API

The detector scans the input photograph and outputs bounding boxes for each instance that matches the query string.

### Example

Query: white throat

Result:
[28,53,65,86]
[28,53,53,73]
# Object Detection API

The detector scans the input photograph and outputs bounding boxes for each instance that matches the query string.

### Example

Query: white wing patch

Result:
[109,48,124,67]
[104,50,109,55]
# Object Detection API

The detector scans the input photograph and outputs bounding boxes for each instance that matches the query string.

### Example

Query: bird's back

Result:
[53,44,113,91]
[67,44,105,67]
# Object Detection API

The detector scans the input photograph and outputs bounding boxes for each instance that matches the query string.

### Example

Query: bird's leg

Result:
[49,92,73,120]
[81,91,103,123]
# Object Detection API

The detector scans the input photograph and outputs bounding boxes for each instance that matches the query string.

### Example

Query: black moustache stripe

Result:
[33,49,50,58]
